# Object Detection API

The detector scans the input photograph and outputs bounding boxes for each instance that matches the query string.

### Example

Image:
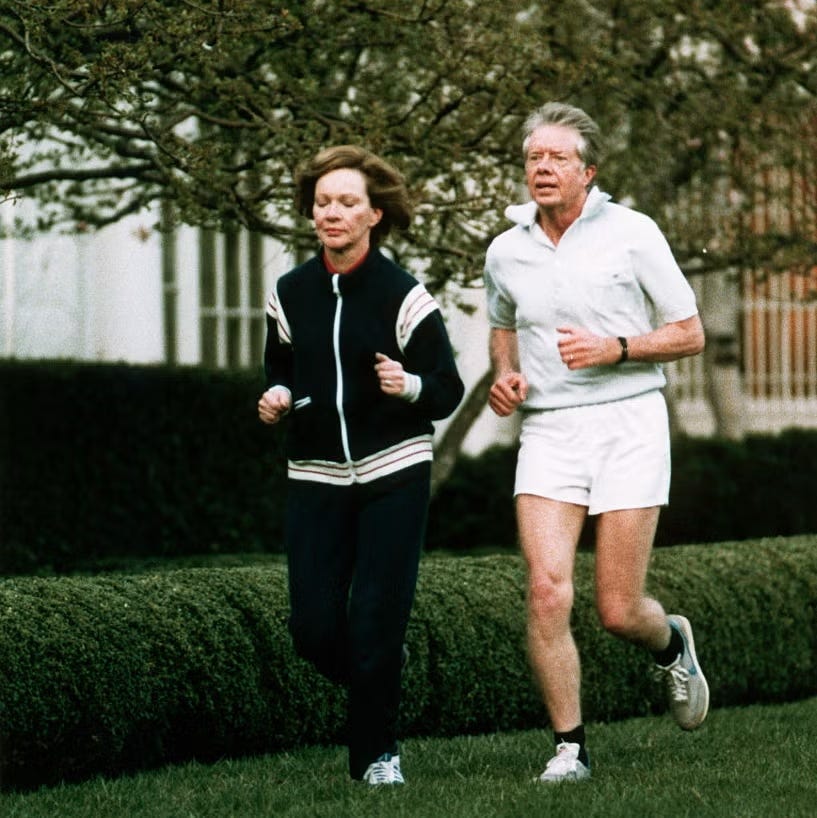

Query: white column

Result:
[1,198,16,357]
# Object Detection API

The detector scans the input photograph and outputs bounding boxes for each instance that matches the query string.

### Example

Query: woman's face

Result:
[313,168,383,259]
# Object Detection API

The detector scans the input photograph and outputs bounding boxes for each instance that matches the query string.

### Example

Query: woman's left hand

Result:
[375,352,404,395]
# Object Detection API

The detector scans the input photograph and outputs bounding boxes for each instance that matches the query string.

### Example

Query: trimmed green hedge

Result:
[0,361,287,574]
[1,536,815,791]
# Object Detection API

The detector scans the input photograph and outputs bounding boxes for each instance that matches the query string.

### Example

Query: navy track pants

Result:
[284,466,429,779]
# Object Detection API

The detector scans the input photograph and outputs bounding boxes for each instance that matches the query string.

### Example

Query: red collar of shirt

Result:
[323,249,369,275]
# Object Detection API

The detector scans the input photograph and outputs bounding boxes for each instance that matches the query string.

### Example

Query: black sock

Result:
[651,622,684,667]
[554,724,589,767]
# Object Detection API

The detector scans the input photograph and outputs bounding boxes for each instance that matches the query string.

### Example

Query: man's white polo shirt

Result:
[484,187,699,410]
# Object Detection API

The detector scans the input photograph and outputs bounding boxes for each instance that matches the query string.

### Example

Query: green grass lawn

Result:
[2,697,815,818]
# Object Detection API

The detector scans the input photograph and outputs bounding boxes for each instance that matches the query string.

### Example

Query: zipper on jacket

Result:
[332,275,353,463]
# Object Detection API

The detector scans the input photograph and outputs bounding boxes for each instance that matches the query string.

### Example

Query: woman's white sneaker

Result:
[362,753,404,785]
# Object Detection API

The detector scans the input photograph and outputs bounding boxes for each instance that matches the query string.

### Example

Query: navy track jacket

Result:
[264,249,464,486]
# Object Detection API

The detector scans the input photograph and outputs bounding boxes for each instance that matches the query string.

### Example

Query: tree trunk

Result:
[701,268,745,439]
[431,368,494,496]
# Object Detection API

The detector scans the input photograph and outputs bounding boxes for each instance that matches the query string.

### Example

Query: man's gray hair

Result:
[522,102,603,168]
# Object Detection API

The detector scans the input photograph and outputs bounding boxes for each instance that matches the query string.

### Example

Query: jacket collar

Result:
[318,247,383,291]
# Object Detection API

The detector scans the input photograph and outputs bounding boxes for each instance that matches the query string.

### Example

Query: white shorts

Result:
[514,390,671,515]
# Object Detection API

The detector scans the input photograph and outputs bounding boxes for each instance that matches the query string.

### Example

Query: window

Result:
[198,226,267,369]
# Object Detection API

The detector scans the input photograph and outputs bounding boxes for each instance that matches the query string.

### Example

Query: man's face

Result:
[524,124,596,214]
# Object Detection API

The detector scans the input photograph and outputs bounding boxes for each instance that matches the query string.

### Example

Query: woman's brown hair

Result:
[295,145,412,245]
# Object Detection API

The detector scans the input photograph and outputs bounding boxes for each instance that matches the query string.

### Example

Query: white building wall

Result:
[1,198,164,364]
[88,217,163,362]
[174,223,202,365]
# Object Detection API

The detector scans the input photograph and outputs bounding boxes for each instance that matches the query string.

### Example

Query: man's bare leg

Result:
[594,507,671,651]
[594,506,709,729]
[516,494,586,730]
[517,494,593,781]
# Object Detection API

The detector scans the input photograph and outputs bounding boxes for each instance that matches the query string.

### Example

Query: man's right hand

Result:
[488,372,528,417]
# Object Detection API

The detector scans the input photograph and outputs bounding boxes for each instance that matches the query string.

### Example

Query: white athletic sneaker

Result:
[390,754,405,784]
[654,614,710,730]
[536,741,591,783]
[362,753,404,785]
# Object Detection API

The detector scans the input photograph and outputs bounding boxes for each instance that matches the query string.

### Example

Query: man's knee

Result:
[528,575,574,622]
[597,595,639,638]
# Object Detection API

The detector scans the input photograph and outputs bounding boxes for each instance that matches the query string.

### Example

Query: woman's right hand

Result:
[258,387,292,425]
